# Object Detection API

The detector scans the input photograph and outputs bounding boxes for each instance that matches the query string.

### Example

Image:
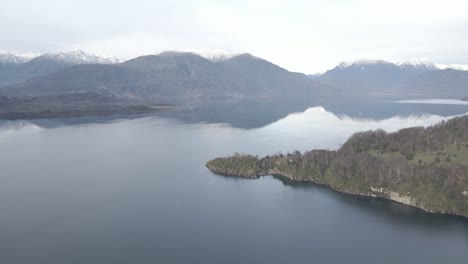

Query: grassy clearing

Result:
[368,151,405,160]
[411,142,468,166]
[367,142,468,166]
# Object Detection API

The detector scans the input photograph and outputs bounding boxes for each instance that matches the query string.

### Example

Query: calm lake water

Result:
[1,102,468,263]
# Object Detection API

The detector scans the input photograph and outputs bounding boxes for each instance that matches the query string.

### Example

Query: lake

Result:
[1,101,468,263]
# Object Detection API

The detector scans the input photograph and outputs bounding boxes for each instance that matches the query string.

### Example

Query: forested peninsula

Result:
[207,115,468,218]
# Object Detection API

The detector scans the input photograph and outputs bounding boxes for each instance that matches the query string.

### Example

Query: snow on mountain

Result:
[435,63,468,71]
[0,52,39,64]
[0,50,122,65]
[397,60,437,70]
[336,59,391,68]
[335,59,439,75]
[195,50,238,61]
[41,50,121,64]
[333,59,468,72]
[322,59,439,84]
[336,59,437,71]
[156,49,238,62]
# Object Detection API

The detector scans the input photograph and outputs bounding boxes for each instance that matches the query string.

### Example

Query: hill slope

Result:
[207,114,468,218]
[320,60,468,99]
[0,51,119,87]
[1,52,320,103]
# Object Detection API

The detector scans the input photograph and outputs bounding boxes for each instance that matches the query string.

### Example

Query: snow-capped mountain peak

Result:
[337,59,390,68]
[196,50,238,62]
[396,60,438,71]
[435,63,468,71]
[156,49,238,62]
[335,59,438,72]
[41,50,121,64]
[0,52,39,64]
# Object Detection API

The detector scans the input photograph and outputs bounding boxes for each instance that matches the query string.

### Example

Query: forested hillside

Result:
[207,114,468,217]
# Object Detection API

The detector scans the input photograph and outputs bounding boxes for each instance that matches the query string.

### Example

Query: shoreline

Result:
[0,104,187,121]
[206,165,468,219]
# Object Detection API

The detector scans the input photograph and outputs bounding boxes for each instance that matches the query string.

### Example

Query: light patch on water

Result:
[256,106,467,151]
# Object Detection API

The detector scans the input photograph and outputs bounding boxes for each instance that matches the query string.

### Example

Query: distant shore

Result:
[0,104,185,120]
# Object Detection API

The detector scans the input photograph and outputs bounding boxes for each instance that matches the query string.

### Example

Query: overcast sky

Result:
[2,0,468,73]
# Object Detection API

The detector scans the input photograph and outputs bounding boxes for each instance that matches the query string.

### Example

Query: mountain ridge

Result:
[1,51,467,120]
[319,60,468,99]
[0,51,121,87]
[1,51,320,103]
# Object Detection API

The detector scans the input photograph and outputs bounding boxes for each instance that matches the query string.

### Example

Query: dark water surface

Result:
[0,103,467,263]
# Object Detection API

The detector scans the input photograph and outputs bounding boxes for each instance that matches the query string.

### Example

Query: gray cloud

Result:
[2,0,467,73]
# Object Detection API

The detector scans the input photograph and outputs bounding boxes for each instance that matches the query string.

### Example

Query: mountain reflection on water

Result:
[158,98,468,129]
[0,102,467,264]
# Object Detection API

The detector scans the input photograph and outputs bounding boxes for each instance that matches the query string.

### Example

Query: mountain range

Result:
[319,60,468,99]
[0,51,467,119]
[0,51,321,103]
[0,51,119,87]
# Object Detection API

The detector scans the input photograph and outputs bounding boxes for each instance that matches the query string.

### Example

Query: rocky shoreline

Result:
[206,161,468,218]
